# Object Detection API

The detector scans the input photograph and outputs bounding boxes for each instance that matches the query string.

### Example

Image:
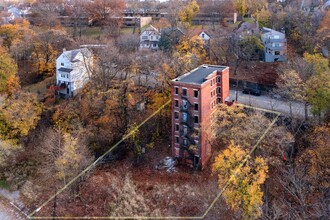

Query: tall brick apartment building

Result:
[171,65,230,169]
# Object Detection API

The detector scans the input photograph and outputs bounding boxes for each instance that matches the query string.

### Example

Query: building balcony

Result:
[53,83,67,91]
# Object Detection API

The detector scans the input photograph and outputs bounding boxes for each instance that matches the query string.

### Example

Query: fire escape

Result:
[179,96,200,169]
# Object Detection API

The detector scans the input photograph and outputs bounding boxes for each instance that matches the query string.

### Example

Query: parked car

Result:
[242,87,261,96]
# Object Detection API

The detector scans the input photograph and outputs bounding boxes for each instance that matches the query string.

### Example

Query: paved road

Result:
[230,90,311,118]
[0,199,25,220]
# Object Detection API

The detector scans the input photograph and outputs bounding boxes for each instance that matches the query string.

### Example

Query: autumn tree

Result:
[67,0,88,39]
[86,0,125,37]
[0,46,18,94]
[283,10,319,54]
[212,142,268,218]
[208,104,294,166]
[31,29,77,76]
[0,19,33,50]
[304,53,330,121]
[178,0,199,26]
[275,69,307,118]
[235,0,247,16]
[173,35,208,73]
[317,10,330,49]
[0,91,43,142]
[29,0,63,28]
[55,132,94,186]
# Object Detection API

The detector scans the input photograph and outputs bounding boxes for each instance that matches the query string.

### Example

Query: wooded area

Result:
[0,0,329,218]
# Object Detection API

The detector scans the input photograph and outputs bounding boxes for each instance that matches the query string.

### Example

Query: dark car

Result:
[242,88,261,96]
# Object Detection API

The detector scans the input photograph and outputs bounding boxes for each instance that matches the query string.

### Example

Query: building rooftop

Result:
[261,27,285,37]
[173,65,227,85]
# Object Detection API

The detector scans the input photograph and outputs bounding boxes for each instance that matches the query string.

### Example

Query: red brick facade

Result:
[171,65,230,170]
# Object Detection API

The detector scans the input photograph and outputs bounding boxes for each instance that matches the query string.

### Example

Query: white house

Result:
[56,48,93,97]
[199,31,211,44]
[139,25,160,50]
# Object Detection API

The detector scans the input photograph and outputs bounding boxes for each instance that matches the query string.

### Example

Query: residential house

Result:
[139,25,160,50]
[260,27,287,62]
[171,64,230,169]
[56,48,93,97]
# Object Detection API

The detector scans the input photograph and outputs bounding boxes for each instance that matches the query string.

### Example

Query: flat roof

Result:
[173,65,227,85]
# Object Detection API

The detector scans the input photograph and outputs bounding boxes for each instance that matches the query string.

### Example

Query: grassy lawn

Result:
[0,179,9,190]
[120,27,134,34]
[23,76,55,100]
[65,26,103,38]
[243,17,255,23]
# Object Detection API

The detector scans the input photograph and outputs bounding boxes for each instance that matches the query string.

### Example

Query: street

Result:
[230,90,311,118]
[0,199,25,220]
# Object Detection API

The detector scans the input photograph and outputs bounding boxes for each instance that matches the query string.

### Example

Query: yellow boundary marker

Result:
[29,103,280,219]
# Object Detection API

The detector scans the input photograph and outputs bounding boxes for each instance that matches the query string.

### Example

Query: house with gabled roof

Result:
[56,48,93,97]
[139,25,161,50]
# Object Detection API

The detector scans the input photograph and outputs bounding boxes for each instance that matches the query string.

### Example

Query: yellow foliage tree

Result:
[55,133,93,185]
[0,19,32,49]
[179,0,199,25]
[212,142,268,218]
[175,35,209,72]
[32,42,58,75]
[0,91,43,142]
[0,46,18,94]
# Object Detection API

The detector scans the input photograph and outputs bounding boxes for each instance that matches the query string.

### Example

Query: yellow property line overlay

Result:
[29,103,280,219]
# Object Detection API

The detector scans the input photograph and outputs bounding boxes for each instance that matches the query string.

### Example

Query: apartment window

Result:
[194,103,199,111]
[182,88,187,96]
[217,87,221,94]
[211,80,213,86]
[182,100,188,109]
[174,87,179,95]
[217,76,221,83]
[194,90,199,98]
[175,124,179,131]
[175,136,179,143]
[194,116,199,124]
[174,111,179,119]
[217,98,221,104]
[211,91,213,98]
[174,100,179,107]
